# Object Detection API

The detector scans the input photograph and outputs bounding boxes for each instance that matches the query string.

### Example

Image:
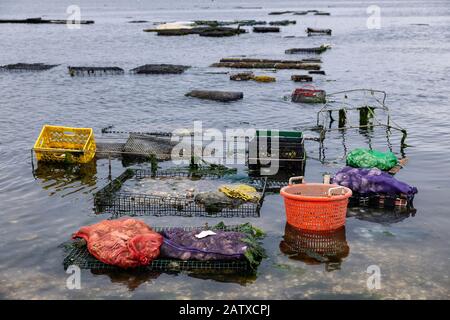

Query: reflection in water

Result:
[89,267,256,290]
[280,223,349,272]
[347,207,416,225]
[187,271,257,286]
[90,269,161,291]
[33,161,97,197]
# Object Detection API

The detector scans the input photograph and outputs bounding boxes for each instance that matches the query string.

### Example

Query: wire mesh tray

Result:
[349,193,415,210]
[249,178,288,192]
[94,168,266,218]
[63,225,254,273]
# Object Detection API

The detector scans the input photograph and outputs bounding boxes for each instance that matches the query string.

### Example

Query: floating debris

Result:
[269,20,296,26]
[0,63,59,72]
[291,87,326,103]
[293,11,308,15]
[186,90,244,102]
[291,75,313,82]
[309,70,326,75]
[315,12,331,16]
[252,75,276,83]
[0,17,94,24]
[229,72,275,83]
[68,66,124,76]
[306,28,332,36]
[199,28,245,37]
[217,57,321,63]
[211,58,321,70]
[145,26,246,37]
[285,44,331,54]
[235,20,267,26]
[193,20,234,27]
[268,11,293,15]
[253,26,280,33]
[128,20,149,23]
[230,72,254,81]
[302,58,322,63]
[130,64,190,74]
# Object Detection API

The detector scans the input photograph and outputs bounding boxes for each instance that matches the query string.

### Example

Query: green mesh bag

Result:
[346,148,398,171]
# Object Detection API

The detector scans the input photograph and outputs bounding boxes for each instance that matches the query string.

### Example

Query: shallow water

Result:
[0,0,449,299]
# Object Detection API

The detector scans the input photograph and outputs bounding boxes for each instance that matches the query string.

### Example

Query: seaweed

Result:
[212,221,266,270]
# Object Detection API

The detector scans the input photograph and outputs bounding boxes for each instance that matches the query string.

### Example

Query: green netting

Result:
[346,148,398,171]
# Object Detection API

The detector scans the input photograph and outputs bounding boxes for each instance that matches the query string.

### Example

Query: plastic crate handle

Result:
[328,186,346,197]
[288,176,304,185]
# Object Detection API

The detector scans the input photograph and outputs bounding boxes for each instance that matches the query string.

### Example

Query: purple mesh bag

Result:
[332,167,418,199]
[159,229,249,261]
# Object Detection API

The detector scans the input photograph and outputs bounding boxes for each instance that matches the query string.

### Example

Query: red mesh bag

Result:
[73,218,163,268]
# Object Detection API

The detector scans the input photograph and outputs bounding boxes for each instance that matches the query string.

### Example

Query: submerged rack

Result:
[63,224,253,273]
[306,28,332,36]
[94,167,266,218]
[68,66,125,76]
[348,192,415,210]
[0,63,59,72]
[304,89,408,164]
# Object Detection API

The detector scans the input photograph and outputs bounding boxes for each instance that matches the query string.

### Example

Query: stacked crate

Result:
[247,130,305,177]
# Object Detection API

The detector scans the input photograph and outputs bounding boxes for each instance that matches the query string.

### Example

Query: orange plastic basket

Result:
[280,176,352,231]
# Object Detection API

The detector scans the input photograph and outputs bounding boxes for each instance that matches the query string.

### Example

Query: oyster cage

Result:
[63,225,255,273]
[348,193,415,210]
[249,178,288,193]
[94,167,267,218]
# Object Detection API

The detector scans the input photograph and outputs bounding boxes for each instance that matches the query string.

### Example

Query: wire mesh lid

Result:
[280,176,352,201]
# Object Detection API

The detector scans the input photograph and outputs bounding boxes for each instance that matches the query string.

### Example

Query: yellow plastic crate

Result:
[33,125,96,164]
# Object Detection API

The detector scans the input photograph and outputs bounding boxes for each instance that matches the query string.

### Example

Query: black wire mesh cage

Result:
[63,224,256,273]
[94,167,267,218]
[348,192,415,211]
[249,178,288,193]
[246,130,306,174]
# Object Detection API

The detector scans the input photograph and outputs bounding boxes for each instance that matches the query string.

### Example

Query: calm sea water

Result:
[0,0,449,299]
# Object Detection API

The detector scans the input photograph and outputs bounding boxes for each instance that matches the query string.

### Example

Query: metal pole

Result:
[108,154,112,181]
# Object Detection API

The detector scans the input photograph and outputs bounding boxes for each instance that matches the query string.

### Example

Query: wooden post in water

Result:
[149,154,157,175]
[108,154,112,181]
[359,106,369,127]
[338,109,347,129]
[359,106,375,126]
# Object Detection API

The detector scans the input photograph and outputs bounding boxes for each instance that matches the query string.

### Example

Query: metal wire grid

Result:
[94,168,266,218]
[63,224,253,272]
